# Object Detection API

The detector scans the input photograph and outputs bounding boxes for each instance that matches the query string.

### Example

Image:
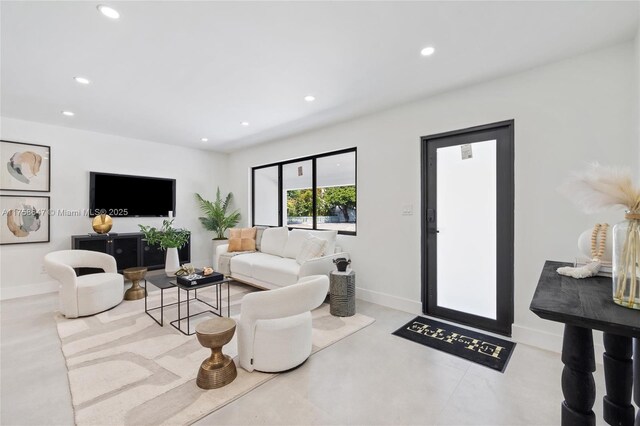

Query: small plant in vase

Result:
[139,219,190,276]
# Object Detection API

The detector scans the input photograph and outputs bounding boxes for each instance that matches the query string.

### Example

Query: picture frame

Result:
[0,195,50,245]
[0,140,51,192]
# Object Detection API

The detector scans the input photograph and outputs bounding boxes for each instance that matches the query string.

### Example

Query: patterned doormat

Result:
[392,316,516,372]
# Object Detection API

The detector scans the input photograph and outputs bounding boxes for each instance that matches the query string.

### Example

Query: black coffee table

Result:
[144,273,180,327]
[145,273,233,335]
[169,276,233,336]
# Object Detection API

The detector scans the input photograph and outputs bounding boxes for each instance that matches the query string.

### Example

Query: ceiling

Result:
[2,1,638,153]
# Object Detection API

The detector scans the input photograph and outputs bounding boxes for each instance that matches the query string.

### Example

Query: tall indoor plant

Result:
[195,188,241,269]
[139,219,190,276]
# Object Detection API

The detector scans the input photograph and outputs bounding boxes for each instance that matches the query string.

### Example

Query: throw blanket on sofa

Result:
[218,251,252,276]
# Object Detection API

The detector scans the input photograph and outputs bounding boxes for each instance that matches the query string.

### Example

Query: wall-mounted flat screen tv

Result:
[89,172,176,217]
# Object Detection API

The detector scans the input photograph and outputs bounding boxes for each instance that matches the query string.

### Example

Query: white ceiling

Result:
[2,1,638,153]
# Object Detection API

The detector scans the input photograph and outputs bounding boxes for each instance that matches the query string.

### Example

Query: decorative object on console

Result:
[195,187,241,269]
[228,227,257,252]
[91,213,113,234]
[559,163,640,310]
[333,257,351,272]
[613,213,640,309]
[0,195,50,245]
[1,140,50,191]
[138,219,190,276]
[557,223,609,279]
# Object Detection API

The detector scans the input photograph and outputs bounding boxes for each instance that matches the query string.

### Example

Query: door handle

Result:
[427,209,438,233]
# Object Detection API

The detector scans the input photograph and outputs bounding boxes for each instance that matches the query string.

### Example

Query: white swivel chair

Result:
[237,275,329,373]
[45,250,124,318]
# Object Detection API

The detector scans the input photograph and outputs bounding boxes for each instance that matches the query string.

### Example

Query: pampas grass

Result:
[560,163,640,309]
[559,163,640,213]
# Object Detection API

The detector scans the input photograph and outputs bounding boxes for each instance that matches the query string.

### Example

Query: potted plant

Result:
[195,188,241,269]
[139,219,190,276]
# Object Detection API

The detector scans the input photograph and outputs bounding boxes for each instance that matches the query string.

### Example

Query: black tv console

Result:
[71,232,190,275]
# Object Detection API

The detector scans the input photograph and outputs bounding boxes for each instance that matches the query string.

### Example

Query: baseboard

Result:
[355,286,422,315]
[0,280,58,301]
[512,324,562,353]
[511,324,604,363]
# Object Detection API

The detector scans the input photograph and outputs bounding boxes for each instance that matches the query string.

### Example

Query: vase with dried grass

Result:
[612,211,640,309]
[560,163,640,310]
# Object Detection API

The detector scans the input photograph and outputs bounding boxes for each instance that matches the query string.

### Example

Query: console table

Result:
[71,232,190,274]
[530,260,640,426]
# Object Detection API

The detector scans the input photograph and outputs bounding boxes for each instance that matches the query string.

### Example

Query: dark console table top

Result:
[530,261,640,338]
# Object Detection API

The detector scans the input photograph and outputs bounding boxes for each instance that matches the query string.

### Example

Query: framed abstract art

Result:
[0,195,50,245]
[0,140,51,192]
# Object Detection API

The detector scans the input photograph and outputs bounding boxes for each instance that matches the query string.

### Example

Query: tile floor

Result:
[0,289,618,426]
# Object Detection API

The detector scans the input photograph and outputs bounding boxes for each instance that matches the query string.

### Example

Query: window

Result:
[253,166,279,226]
[251,148,357,235]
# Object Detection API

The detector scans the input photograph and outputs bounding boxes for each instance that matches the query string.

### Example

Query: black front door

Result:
[421,120,514,336]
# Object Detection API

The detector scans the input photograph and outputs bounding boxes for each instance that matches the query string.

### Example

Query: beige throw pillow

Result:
[228,227,257,252]
[296,235,327,265]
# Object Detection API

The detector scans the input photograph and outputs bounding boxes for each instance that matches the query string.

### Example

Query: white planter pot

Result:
[165,247,180,276]
[212,239,228,271]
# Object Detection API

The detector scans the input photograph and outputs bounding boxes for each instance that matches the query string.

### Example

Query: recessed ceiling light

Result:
[421,46,435,57]
[97,5,120,19]
[62,111,75,116]
[304,95,316,102]
[200,137,208,142]
[74,76,91,85]
[241,121,250,127]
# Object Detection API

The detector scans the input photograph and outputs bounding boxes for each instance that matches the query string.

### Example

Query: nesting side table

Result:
[329,270,355,317]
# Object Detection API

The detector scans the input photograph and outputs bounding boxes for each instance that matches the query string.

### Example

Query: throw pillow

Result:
[296,235,328,265]
[228,227,257,252]
[255,226,267,251]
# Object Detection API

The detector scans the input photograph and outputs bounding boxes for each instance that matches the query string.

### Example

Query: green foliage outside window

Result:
[321,186,356,222]
[287,186,356,222]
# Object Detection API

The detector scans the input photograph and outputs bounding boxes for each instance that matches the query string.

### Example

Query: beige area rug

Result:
[55,280,374,426]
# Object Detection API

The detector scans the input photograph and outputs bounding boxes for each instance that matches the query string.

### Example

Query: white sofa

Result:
[216,227,349,290]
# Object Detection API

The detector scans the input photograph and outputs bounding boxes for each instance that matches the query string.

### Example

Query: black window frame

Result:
[251,147,357,236]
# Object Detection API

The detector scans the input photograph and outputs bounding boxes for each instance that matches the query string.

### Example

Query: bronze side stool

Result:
[195,317,237,389]
[123,267,147,301]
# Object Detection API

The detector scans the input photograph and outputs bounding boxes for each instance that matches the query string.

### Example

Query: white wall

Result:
[0,118,229,299]
[636,23,640,169]
[226,42,637,350]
